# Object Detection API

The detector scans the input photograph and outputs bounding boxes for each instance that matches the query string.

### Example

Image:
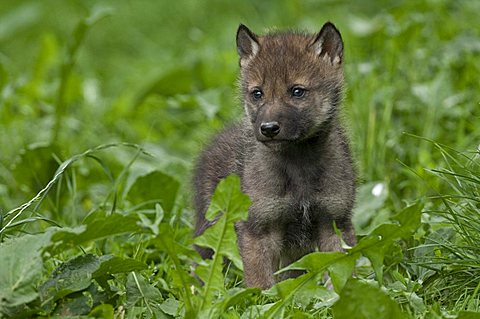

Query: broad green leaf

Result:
[92,256,147,278]
[51,282,110,317]
[193,175,250,311]
[159,298,181,316]
[126,170,180,213]
[50,211,143,253]
[40,254,142,316]
[332,279,408,319]
[328,254,357,293]
[39,254,102,308]
[0,233,51,309]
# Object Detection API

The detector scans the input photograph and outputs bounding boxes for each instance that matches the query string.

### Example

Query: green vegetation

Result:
[1,0,479,317]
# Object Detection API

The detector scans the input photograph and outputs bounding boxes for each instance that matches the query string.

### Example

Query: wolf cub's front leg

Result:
[236,222,282,289]
[318,218,356,252]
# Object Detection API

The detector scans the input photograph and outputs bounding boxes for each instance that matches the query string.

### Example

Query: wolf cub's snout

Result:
[194,22,356,289]
[260,121,280,138]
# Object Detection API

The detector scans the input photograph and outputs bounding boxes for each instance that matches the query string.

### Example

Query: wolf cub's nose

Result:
[260,122,280,138]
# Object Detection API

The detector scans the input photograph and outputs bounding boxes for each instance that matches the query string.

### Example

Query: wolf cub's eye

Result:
[251,88,263,100]
[291,87,306,98]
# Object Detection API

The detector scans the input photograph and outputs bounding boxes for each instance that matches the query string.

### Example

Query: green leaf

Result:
[89,304,114,319]
[278,251,358,292]
[332,279,408,319]
[125,272,163,313]
[193,175,250,311]
[352,182,389,235]
[0,233,51,309]
[195,174,250,269]
[134,66,198,106]
[52,282,110,317]
[217,287,261,313]
[266,272,333,308]
[159,298,181,316]
[328,254,357,293]
[152,223,196,318]
[50,211,143,253]
[92,256,147,278]
[242,303,278,319]
[280,252,346,273]
[0,62,8,91]
[10,144,58,195]
[351,202,423,284]
[126,170,180,213]
[137,204,164,236]
[457,311,480,319]
[39,254,102,308]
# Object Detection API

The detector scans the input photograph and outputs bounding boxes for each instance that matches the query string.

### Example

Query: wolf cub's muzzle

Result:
[260,121,280,138]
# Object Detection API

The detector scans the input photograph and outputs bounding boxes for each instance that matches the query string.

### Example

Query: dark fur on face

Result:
[194,22,356,289]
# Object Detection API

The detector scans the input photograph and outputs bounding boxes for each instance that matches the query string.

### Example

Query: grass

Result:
[1,0,480,318]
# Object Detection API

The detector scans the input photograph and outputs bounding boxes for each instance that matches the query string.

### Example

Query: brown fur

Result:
[194,22,356,289]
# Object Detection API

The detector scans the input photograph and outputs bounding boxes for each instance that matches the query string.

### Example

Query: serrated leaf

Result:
[332,279,408,319]
[126,170,179,213]
[193,175,250,310]
[0,233,51,309]
[194,175,250,270]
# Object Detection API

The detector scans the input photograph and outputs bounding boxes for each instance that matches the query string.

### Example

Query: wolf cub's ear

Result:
[311,22,344,65]
[236,24,259,65]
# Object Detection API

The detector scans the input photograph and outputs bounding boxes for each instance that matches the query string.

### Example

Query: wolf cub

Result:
[194,22,356,289]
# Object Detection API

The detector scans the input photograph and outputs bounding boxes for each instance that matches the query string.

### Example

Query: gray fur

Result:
[194,22,356,289]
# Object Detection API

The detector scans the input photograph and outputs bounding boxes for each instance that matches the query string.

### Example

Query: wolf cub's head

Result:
[236,22,345,149]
